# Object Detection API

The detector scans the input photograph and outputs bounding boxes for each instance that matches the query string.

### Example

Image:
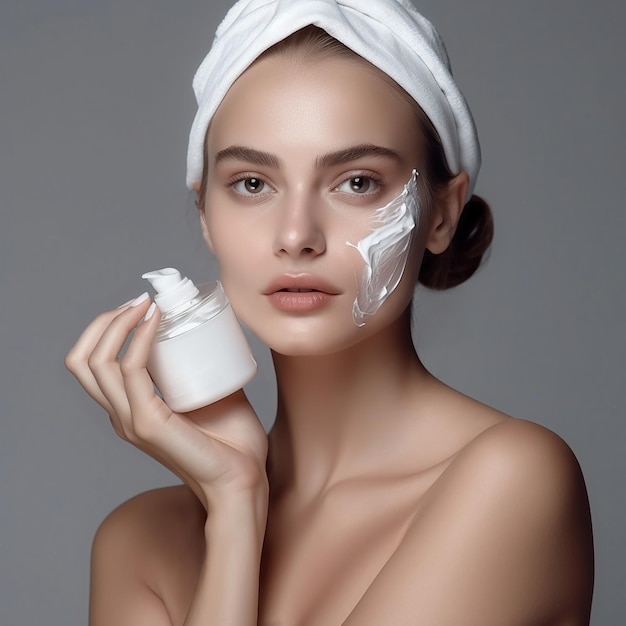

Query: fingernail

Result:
[143,302,157,321]
[130,292,150,307]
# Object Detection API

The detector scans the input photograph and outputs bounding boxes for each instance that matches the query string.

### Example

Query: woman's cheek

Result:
[344,171,421,327]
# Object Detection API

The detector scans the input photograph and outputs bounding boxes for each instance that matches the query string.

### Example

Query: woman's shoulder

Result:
[410,377,590,532]
[451,416,587,499]
[427,380,585,495]
[409,416,593,620]
[90,485,206,622]
[431,412,591,528]
[457,416,581,473]
[346,414,594,624]
[94,484,205,545]
[344,414,594,624]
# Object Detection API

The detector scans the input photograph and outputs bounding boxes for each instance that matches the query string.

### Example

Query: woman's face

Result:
[200,53,429,356]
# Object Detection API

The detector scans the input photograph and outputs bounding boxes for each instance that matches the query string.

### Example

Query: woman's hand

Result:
[65,293,268,513]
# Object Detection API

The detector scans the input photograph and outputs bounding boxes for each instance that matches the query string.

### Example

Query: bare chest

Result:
[258,473,438,626]
[158,467,448,626]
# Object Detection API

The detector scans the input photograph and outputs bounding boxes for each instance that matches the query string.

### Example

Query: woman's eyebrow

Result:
[214,143,402,170]
[214,146,282,168]
[315,144,402,168]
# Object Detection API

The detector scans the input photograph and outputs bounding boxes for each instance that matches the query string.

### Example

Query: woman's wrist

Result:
[204,482,269,543]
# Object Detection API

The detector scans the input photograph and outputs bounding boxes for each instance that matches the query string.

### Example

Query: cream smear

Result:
[347,170,420,327]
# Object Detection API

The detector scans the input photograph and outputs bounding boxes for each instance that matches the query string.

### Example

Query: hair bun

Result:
[418,194,494,290]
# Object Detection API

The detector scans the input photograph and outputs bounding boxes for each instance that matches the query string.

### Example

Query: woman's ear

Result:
[193,182,215,253]
[425,171,469,254]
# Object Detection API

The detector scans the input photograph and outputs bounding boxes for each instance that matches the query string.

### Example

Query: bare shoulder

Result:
[344,417,594,625]
[450,417,588,497]
[90,485,205,625]
[439,417,594,576]
[429,417,593,622]
[94,485,205,564]
[421,379,589,504]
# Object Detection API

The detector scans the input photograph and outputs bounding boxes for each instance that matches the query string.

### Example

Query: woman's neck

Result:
[266,312,434,502]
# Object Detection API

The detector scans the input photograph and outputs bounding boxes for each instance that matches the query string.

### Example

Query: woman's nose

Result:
[272,191,326,258]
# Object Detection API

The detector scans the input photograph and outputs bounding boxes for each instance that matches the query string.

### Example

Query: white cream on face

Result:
[347,170,420,327]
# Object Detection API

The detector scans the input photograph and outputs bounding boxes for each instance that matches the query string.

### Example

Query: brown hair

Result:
[199,26,493,290]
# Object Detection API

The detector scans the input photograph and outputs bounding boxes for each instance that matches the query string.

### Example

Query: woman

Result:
[65,0,594,624]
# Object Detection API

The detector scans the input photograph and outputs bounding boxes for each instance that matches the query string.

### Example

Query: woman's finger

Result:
[66,294,149,368]
[88,297,154,430]
[64,299,144,412]
[119,304,176,439]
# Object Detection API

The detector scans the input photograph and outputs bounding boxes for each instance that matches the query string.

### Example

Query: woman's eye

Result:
[231,177,269,196]
[335,176,379,195]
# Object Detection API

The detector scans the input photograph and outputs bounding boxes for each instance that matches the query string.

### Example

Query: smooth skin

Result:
[66,54,594,625]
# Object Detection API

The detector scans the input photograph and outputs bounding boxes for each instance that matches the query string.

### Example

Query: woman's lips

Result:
[263,275,341,313]
[267,290,334,312]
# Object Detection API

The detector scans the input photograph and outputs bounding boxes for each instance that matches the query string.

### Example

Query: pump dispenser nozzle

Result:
[142,268,199,313]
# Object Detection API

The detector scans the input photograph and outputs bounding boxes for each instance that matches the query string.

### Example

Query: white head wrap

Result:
[186,0,481,201]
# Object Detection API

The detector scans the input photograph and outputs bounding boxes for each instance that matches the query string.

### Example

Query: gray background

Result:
[1,0,624,624]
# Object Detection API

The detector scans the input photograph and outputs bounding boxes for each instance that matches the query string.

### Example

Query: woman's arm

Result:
[184,492,267,625]
[66,297,268,625]
[341,419,594,626]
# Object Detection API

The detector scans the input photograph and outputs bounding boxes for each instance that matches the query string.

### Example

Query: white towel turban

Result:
[186,0,481,201]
